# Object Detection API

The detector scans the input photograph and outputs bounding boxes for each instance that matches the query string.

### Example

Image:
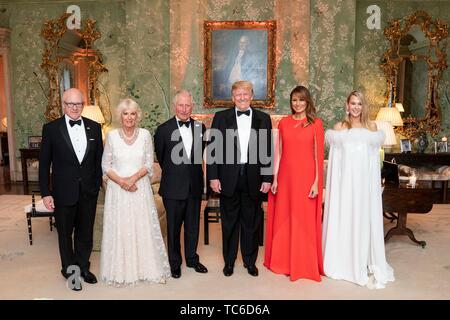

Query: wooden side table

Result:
[383,183,441,248]
[20,148,40,190]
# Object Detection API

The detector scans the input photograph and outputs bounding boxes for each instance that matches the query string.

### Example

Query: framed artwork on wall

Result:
[203,20,277,108]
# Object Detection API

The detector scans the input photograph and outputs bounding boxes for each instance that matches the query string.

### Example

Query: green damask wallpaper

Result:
[310,0,356,130]
[124,0,170,133]
[1,0,449,161]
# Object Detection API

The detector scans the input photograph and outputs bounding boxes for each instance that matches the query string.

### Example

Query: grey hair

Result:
[116,98,142,124]
[172,90,194,109]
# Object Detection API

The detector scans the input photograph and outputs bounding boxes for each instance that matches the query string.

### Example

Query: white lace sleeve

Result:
[102,131,114,179]
[143,129,154,177]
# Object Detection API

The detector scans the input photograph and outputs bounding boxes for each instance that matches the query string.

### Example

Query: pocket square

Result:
[89,138,95,141]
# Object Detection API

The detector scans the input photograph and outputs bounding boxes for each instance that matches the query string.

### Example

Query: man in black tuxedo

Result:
[39,88,103,291]
[154,90,208,279]
[207,80,273,277]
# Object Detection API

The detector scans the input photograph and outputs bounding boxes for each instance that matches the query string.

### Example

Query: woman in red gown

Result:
[264,86,325,282]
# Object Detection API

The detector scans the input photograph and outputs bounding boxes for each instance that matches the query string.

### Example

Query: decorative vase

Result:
[416,132,428,153]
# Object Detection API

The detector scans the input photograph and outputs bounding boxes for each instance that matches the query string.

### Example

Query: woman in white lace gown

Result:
[100,98,170,285]
[322,90,394,289]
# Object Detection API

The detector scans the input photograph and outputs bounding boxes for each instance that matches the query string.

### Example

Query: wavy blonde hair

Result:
[116,98,142,125]
[341,90,370,129]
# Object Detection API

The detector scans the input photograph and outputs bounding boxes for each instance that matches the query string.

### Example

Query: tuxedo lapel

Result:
[170,117,190,163]
[190,118,195,160]
[250,108,261,131]
[81,117,91,164]
[226,109,239,150]
[58,117,78,163]
[225,109,238,131]
[249,108,261,159]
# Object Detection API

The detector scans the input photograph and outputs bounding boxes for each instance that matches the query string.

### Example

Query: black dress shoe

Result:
[81,270,98,284]
[244,265,259,277]
[171,267,181,279]
[187,262,208,273]
[223,264,234,277]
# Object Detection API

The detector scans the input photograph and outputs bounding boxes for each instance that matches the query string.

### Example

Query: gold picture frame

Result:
[203,20,277,108]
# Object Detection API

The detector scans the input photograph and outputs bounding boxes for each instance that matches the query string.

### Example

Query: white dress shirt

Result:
[176,117,193,159]
[235,107,252,163]
[65,115,87,163]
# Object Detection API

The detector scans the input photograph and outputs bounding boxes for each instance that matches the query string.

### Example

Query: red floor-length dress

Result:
[264,115,325,281]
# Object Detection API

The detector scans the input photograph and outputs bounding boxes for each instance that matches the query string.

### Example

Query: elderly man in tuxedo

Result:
[39,88,103,291]
[207,80,273,277]
[154,90,208,279]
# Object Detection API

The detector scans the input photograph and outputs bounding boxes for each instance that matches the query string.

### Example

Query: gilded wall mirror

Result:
[41,13,109,122]
[380,10,448,138]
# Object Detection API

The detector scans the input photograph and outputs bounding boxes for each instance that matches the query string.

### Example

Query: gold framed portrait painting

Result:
[203,20,277,109]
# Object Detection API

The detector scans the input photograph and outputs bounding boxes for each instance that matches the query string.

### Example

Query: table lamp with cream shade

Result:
[375,120,397,163]
[395,103,404,113]
[375,120,397,146]
[376,106,404,127]
[81,105,105,140]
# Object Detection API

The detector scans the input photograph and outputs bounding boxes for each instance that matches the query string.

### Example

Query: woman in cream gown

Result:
[322,90,394,289]
[100,98,170,285]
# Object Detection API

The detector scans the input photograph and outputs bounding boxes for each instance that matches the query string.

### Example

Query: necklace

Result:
[119,127,139,145]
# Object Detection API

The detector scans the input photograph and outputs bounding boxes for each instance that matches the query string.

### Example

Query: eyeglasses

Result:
[64,102,84,109]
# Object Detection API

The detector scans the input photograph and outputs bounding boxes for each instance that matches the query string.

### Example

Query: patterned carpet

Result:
[0,195,449,300]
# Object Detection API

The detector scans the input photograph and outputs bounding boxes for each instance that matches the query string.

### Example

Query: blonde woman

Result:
[322,90,395,289]
[100,98,170,285]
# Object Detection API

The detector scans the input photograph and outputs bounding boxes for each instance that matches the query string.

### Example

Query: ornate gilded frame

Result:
[203,20,276,108]
[380,10,448,138]
[41,13,108,122]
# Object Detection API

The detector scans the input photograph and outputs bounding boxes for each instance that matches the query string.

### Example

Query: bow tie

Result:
[237,109,250,117]
[178,120,190,128]
[69,119,82,127]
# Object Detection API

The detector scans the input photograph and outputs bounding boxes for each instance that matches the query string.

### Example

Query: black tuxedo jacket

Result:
[154,117,206,200]
[207,107,273,198]
[38,116,103,206]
